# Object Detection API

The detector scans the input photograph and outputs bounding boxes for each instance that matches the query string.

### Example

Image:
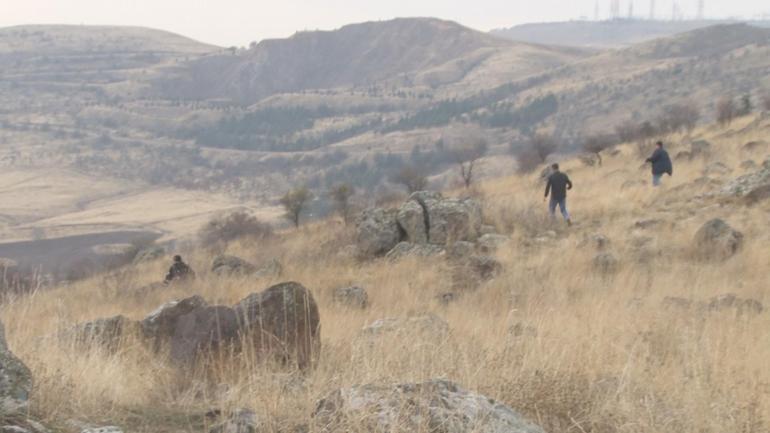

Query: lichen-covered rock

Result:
[234,282,321,371]
[396,200,428,244]
[355,208,402,258]
[446,241,476,260]
[425,198,483,245]
[170,306,240,365]
[332,286,369,309]
[385,242,445,260]
[693,219,744,261]
[141,295,208,351]
[211,255,257,276]
[0,320,32,416]
[313,379,544,433]
[721,159,770,198]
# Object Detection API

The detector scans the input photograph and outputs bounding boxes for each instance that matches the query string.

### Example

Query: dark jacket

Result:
[545,171,573,201]
[646,148,673,176]
[164,261,195,283]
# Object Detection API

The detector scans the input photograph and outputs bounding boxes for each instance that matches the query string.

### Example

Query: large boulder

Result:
[141,295,208,351]
[693,219,744,261]
[169,306,240,365]
[0,321,32,416]
[211,255,257,276]
[424,197,483,245]
[313,379,544,433]
[396,200,428,244]
[355,208,402,258]
[721,159,770,200]
[234,282,321,371]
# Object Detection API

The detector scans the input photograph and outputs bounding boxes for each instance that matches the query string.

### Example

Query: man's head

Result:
[173,255,182,263]
[656,141,664,148]
[551,163,560,171]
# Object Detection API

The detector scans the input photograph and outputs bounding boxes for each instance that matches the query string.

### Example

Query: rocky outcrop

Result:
[477,234,509,253]
[693,219,743,261]
[0,321,32,417]
[332,286,369,309]
[141,295,208,351]
[234,282,321,371]
[356,191,485,259]
[355,208,402,258]
[211,255,257,276]
[721,159,770,203]
[313,379,544,433]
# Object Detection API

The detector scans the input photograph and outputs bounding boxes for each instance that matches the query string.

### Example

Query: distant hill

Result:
[157,18,566,103]
[492,19,770,48]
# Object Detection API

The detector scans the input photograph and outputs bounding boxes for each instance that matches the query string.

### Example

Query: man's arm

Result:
[566,176,573,190]
[647,149,661,163]
[544,178,551,198]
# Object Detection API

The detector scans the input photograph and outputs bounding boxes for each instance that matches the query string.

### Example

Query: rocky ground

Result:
[1,114,770,432]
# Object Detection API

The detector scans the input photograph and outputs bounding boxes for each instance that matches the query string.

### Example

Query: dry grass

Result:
[3,115,770,432]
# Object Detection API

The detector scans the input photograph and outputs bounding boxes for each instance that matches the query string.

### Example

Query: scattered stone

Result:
[362,314,449,339]
[436,292,458,306]
[708,294,763,315]
[693,219,744,261]
[81,427,123,433]
[332,286,369,309]
[141,295,208,351]
[634,219,664,230]
[385,242,444,260]
[68,315,139,352]
[508,323,538,337]
[477,233,509,253]
[313,379,544,433]
[234,282,321,370]
[209,409,261,433]
[661,296,694,310]
[211,255,257,276]
[253,259,283,279]
[355,208,402,258]
[132,246,166,264]
[592,252,619,274]
[0,320,32,416]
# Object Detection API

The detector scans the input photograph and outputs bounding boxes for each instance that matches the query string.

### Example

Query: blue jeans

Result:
[549,197,570,221]
[652,174,663,186]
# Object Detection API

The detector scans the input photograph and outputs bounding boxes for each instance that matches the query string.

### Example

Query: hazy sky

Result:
[2,0,768,46]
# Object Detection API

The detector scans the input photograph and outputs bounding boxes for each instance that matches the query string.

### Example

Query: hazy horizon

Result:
[2,0,769,47]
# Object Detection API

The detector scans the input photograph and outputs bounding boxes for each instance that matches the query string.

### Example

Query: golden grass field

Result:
[2,114,770,432]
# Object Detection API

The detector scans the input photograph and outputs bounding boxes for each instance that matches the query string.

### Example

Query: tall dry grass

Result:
[2,115,770,432]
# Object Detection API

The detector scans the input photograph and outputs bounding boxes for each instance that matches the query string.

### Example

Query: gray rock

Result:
[355,208,402,258]
[446,241,476,260]
[0,321,32,416]
[233,282,321,371]
[141,295,208,351]
[170,306,240,365]
[592,252,619,274]
[693,219,744,261]
[436,292,459,306]
[209,409,261,433]
[477,234,509,253]
[396,199,428,244]
[81,427,123,433]
[211,255,257,276]
[252,259,283,279]
[426,198,483,245]
[332,286,369,309]
[313,379,544,433]
[708,294,763,315]
[509,323,538,337]
[67,316,139,352]
[466,255,503,281]
[634,219,664,230]
[132,246,165,264]
[362,314,449,339]
[385,242,445,260]
[1,419,50,433]
[721,159,770,197]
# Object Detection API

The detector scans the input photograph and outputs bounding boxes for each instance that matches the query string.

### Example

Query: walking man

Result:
[544,163,573,225]
[645,141,672,186]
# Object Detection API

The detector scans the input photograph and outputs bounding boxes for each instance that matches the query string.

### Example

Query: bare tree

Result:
[328,183,355,225]
[452,139,488,188]
[393,165,428,193]
[515,134,558,173]
[280,186,313,228]
[717,97,736,126]
[582,133,617,167]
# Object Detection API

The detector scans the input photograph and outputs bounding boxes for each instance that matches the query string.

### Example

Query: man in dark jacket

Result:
[646,141,673,186]
[164,255,195,284]
[544,163,573,225]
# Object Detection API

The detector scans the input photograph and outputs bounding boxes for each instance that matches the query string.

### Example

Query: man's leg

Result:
[548,198,557,217]
[558,199,571,223]
[652,174,661,187]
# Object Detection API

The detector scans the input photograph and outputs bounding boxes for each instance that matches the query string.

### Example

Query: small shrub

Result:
[199,210,273,246]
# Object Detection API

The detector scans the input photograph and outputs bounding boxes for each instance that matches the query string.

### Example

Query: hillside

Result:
[157,18,560,103]
[492,19,770,48]
[2,113,770,432]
